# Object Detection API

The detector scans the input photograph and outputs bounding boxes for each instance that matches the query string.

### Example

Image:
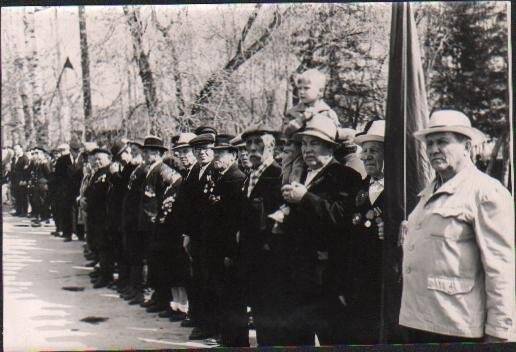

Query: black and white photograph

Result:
[1,2,514,350]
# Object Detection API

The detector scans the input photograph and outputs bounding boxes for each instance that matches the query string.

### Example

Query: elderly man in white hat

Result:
[333,119,386,344]
[399,110,515,343]
[280,115,362,346]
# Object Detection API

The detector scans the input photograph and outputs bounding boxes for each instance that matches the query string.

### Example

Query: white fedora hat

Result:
[355,120,385,145]
[294,115,338,145]
[413,110,485,143]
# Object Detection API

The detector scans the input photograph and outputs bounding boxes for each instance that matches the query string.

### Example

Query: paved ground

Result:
[3,210,256,351]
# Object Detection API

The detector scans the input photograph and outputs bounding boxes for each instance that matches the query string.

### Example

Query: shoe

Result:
[119,284,132,294]
[129,293,144,305]
[85,261,98,268]
[169,312,187,322]
[63,237,72,242]
[181,318,197,328]
[51,231,59,236]
[122,290,136,300]
[89,270,100,278]
[189,327,215,340]
[141,299,156,308]
[146,304,167,313]
[158,308,175,318]
[31,221,42,227]
[93,278,111,289]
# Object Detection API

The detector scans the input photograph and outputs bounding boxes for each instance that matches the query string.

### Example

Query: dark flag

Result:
[48,57,75,108]
[381,2,433,343]
[63,57,74,70]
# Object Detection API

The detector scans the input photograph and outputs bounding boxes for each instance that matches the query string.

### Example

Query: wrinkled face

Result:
[297,81,323,105]
[360,141,384,178]
[213,148,236,171]
[176,146,197,169]
[301,135,334,169]
[246,135,267,168]
[193,144,214,166]
[144,148,163,164]
[238,146,252,169]
[119,145,132,164]
[425,132,470,175]
[95,153,111,169]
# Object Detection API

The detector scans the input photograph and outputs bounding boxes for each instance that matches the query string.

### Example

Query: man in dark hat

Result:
[200,134,247,346]
[168,132,202,325]
[181,131,221,340]
[11,144,30,217]
[85,147,113,288]
[230,134,252,175]
[120,138,148,304]
[105,139,137,291]
[54,139,84,241]
[238,125,285,346]
[137,135,175,312]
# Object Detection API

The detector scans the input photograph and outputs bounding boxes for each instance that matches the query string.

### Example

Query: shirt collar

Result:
[307,157,332,173]
[418,164,476,199]
[369,176,384,186]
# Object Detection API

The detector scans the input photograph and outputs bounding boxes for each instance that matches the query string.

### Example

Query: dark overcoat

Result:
[199,162,246,290]
[137,161,173,234]
[345,175,384,343]
[283,159,361,300]
[149,176,186,287]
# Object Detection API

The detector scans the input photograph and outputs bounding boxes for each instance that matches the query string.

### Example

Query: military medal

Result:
[364,220,372,228]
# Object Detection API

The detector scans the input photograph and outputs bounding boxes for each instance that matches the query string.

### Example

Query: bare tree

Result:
[191,4,282,116]
[150,8,187,122]
[78,6,93,141]
[123,6,159,134]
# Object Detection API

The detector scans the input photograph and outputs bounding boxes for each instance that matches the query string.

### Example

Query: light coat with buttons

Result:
[399,165,515,339]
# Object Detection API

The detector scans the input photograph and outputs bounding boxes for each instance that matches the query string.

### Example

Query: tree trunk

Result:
[191,6,281,116]
[123,6,159,134]
[486,132,505,177]
[78,6,93,141]
[21,9,35,146]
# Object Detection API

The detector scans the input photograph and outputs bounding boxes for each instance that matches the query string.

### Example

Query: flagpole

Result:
[48,58,73,110]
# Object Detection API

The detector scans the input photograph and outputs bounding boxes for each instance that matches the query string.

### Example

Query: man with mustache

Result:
[238,125,285,346]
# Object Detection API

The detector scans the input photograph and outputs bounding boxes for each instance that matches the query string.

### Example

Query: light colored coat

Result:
[399,165,515,340]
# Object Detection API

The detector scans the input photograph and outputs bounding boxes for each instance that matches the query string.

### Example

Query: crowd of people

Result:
[2,69,514,346]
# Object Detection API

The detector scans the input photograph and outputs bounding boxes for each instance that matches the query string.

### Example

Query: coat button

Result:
[406,267,411,274]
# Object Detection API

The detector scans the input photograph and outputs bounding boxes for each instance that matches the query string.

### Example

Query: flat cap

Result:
[189,133,216,147]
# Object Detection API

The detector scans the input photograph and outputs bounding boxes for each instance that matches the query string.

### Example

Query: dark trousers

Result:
[98,227,114,280]
[86,217,98,257]
[404,327,483,344]
[220,265,249,347]
[186,250,204,327]
[245,252,289,347]
[59,200,74,238]
[123,229,145,292]
[14,185,28,215]
[30,186,50,221]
